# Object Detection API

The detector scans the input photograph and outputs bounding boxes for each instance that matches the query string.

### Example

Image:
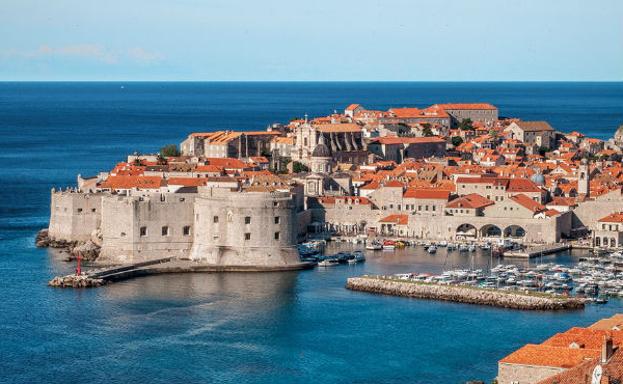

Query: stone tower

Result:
[578,159,589,197]
[310,134,332,174]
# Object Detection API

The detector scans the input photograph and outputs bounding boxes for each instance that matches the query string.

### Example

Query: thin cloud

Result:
[126,47,164,63]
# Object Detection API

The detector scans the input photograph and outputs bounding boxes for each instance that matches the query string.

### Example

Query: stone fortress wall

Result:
[190,187,301,267]
[48,190,102,242]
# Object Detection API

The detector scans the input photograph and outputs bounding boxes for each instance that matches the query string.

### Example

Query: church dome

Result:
[312,143,331,158]
[312,135,331,158]
[530,173,545,186]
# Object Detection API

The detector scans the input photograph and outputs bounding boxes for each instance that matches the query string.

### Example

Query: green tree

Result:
[422,126,434,137]
[292,161,309,173]
[451,136,464,147]
[458,118,474,131]
[160,144,180,158]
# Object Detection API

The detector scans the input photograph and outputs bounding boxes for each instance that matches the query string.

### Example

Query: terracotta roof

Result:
[403,188,450,200]
[510,193,546,213]
[542,328,623,350]
[590,314,623,331]
[537,348,623,384]
[514,121,555,132]
[598,212,623,223]
[371,136,446,145]
[99,175,164,190]
[456,176,509,187]
[499,344,599,368]
[436,103,497,110]
[205,158,249,169]
[383,180,405,188]
[379,214,408,225]
[315,123,361,133]
[446,193,495,209]
[507,178,542,193]
[345,103,361,111]
[166,177,208,187]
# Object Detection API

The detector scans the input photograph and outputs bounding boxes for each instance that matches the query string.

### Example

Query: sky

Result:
[0,0,622,81]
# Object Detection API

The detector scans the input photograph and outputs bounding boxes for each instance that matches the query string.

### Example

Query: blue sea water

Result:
[1,82,622,384]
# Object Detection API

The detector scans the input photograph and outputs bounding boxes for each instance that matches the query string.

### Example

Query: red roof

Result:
[383,180,405,188]
[403,188,450,200]
[507,178,542,193]
[499,344,599,368]
[379,214,408,225]
[166,177,208,187]
[436,103,497,110]
[99,175,164,190]
[446,193,495,209]
[371,136,446,145]
[510,194,546,213]
[599,212,623,223]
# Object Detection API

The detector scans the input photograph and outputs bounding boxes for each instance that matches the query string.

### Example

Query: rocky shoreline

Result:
[48,274,106,288]
[346,276,585,311]
[35,229,101,262]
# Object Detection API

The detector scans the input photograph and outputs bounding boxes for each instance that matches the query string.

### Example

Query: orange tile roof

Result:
[371,136,446,145]
[499,344,599,368]
[436,103,497,110]
[379,214,409,225]
[345,103,361,111]
[403,188,450,200]
[446,193,495,209]
[99,175,164,190]
[315,123,361,133]
[598,212,623,223]
[510,193,546,213]
[166,177,208,187]
[507,178,542,193]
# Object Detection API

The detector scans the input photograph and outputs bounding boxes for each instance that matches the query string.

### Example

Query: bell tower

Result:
[578,159,589,197]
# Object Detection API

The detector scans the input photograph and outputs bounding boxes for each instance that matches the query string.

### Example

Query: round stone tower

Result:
[190,187,305,270]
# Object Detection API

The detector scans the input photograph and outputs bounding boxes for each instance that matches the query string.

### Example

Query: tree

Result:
[422,126,434,137]
[458,118,474,131]
[451,136,464,147]
[160,144,180,158]
[292,161,309,173]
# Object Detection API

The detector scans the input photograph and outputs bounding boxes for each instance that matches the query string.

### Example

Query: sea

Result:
[1,82,622,384]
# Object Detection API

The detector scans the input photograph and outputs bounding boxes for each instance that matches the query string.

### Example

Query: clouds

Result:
[0,44,164,65]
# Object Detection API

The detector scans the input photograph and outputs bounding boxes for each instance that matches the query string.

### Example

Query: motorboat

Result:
[427,245,437,254]
[366,240,383,250]
[318,259,338,267]
[383,240,396,250]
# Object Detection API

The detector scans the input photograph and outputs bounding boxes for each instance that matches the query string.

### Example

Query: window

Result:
[274,216,280,224]
[245,216,251,224]
[140,227,147,237]
[162,226,169,236]
[183,226,191,236]
[213,216,219,223]
[77,208,83,213]
[274,232,280,240]
[91,208,96,212]
[244,233,251,240]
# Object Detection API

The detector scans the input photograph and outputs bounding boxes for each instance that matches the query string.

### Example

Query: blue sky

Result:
[1,0,622,81]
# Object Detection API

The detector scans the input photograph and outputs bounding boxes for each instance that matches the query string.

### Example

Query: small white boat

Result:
[318,259,338,267]
[438,241,448,247]
[428,245,437,254]
[366,240,383,250]
[468,244,476,252]
[458,244,469,252]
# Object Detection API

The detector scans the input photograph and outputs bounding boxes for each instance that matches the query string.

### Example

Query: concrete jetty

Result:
[346,276,584,311]
[503,243,571,259]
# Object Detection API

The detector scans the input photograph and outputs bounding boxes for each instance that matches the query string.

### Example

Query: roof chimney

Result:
[602,334,614,363]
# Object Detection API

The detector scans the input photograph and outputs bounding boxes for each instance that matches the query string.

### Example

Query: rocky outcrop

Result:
[35,228,101,262]
[346,276,585,311]
[48,274,106,288]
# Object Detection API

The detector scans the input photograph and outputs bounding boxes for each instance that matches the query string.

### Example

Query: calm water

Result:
[1,82,623,384]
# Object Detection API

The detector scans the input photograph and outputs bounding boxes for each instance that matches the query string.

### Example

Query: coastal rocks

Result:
[35,228,101,261]
[48,274,106,288]
[70,240,101,261]
[35,229,76,248]
[346,276,585,311]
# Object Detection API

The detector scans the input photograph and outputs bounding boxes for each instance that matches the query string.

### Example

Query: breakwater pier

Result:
[503,243,570,258]
[346,276,585,310]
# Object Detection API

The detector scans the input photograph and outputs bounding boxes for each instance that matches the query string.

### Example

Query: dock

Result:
[503,243,571,258]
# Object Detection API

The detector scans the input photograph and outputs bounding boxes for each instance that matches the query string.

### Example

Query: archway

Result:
[456,223,477,239]
[480,224,502,238]
[504,225,526,238]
